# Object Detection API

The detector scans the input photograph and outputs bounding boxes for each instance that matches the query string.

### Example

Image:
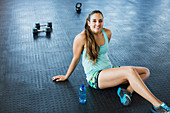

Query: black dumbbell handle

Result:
[40,24,48,27]
[37,29,46,32]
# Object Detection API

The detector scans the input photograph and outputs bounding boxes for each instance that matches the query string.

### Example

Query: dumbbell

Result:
[35,22,52,30]
[33,27,51,36]
[76,3,82,13]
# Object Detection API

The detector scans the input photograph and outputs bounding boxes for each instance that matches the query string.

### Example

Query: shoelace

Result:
[161,103,170,112]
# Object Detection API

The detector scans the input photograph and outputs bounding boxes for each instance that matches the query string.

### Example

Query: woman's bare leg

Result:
[120,66,150,93]
[98,67,162,107]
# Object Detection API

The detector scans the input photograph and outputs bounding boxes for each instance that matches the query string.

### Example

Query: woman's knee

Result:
[125,66,148,77]
[135,67,150,80]
[121,66,150,80]
[143,67,150,78]
[124,67,137,77]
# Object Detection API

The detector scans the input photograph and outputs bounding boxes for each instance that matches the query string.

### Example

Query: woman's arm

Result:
[64,34,84,79]
[52,32,85,81]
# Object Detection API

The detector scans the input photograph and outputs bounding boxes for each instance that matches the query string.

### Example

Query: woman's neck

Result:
[93,30,102,37]
[93,31,102,38]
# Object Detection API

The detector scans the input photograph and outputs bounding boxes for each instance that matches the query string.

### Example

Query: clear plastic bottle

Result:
[79,84,86,104]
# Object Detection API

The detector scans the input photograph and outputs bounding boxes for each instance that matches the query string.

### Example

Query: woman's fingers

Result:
[55,77,61,81]
[52,76,59,81]
[52,75,66,82]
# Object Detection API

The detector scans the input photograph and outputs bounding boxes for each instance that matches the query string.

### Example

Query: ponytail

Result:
[85,18,99,64]
[84,10,103,64]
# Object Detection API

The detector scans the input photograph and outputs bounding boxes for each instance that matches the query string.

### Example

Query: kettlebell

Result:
[76,2,82,13]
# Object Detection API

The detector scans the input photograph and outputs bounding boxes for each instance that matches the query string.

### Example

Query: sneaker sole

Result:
[151,108,157,113]
[117,87,131,106]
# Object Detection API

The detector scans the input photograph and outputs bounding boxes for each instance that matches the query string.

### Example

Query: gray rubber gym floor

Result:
[0,0,170,113]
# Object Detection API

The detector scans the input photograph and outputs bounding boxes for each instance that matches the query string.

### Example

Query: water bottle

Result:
[79,84,86,104]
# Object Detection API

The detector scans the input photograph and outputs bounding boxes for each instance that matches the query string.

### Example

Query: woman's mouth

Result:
[96,27,100,29]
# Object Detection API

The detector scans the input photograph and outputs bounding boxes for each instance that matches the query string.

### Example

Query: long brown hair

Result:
[84,10,103,64]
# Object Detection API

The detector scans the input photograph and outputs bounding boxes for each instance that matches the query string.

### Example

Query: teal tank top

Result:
[82,29,112,82]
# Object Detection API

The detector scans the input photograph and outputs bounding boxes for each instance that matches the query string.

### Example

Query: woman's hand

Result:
[52,75,67,82]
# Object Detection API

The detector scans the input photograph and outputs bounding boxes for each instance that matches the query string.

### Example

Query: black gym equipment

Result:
[33,27,51,36]
[35,22,52,30]
[76,3,82,13]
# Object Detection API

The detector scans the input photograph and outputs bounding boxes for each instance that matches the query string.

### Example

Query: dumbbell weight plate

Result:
[47,22,52,29]
[33,28,38,34]
[46,27,51,34]
[35,23,40,29]
[33,28,38,37]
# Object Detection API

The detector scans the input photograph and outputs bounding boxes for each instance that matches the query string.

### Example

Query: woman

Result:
[52,10,169,113]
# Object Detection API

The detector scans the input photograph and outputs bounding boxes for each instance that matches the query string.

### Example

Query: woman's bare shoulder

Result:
[103,28,112,41]
[74,31,86,43]
[73,31,86,47]
[103,28,112,35]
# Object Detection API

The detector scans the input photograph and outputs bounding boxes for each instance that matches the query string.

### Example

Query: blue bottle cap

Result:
[81,84,84,88]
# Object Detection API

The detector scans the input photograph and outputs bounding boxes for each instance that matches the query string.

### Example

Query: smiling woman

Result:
[84,10,105,64]
[52,10,170,113]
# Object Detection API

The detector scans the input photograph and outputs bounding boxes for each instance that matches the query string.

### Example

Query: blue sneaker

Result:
[117,87,132,106]
[151,102,170,113]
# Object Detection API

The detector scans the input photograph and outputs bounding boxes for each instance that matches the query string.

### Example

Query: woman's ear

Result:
[87,20,90,26]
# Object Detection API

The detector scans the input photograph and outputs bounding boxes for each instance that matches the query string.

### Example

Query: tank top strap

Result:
[102,29,108,44]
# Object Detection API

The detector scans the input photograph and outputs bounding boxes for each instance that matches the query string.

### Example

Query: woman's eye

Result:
[92,19,103,23]
[99,20,103,23]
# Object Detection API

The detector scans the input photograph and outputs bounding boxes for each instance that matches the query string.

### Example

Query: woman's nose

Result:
[96,21,100,25]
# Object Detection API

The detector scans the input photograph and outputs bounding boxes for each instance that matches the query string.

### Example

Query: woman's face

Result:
[88,13,103,34]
